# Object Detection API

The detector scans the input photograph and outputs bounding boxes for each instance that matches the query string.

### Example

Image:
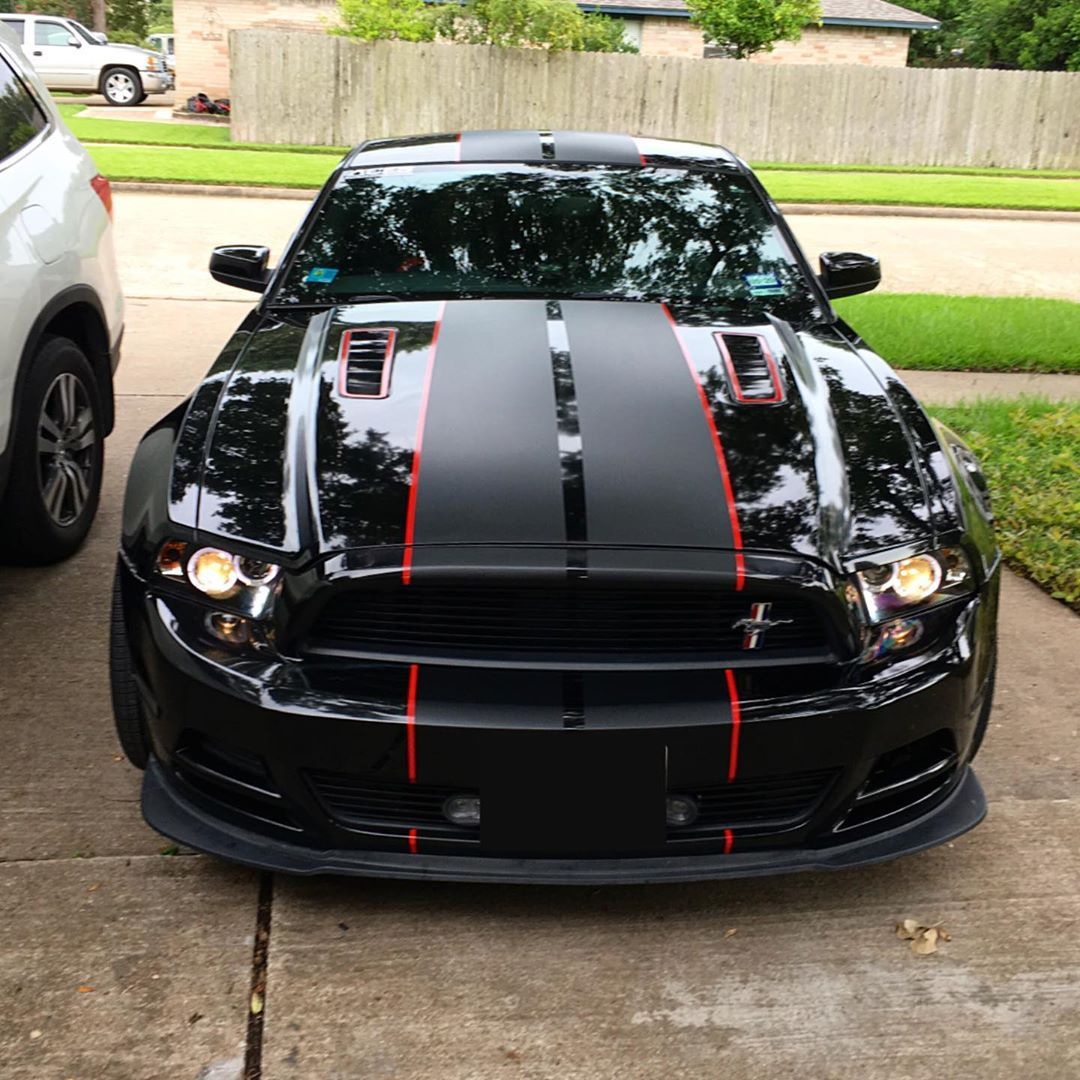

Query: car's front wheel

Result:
[110,574,150,769]
[101,66,142,105]
[0,336,104,564]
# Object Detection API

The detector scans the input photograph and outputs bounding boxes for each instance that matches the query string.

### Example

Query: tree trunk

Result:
[91,0,107,32]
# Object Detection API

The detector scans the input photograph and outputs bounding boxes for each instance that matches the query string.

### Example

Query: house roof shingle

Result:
[581,0,940,31]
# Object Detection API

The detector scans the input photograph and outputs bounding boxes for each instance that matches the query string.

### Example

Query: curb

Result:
[110,183,1080,222]
[113,181,318,200]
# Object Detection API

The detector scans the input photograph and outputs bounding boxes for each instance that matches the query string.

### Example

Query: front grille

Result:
[304,583,830,664]
[308,771,477,839]
[674,768,838,836]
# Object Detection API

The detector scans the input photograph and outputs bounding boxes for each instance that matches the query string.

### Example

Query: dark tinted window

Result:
[0,53,46,162]
[274,164,819,320]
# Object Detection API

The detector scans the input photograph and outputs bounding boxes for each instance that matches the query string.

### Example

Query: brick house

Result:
[588,0,940,64]
[174,0,939,101]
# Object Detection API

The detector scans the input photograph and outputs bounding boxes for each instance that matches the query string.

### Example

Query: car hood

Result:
[170,299,953,570]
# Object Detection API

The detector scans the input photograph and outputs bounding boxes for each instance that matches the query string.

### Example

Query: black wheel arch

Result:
[0,285,117,502]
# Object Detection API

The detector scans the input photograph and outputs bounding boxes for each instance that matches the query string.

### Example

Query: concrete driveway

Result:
[1,193,1078,1079]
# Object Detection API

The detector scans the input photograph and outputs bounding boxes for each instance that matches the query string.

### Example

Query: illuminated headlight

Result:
[156,541,281,600]
[855,547,974,622]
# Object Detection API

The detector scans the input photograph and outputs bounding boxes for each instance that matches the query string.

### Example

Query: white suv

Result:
[0,24,123,563]
[0,13,172,105]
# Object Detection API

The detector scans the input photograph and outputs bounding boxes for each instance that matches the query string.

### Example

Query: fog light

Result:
[207,611,250,645]
[188,547,239,598]
[666,794,698,828]
[443,795,481,827]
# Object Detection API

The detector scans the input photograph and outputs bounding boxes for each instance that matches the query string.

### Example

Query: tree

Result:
[106,0,150,39]
[336,0,636,53]
[685,0,822,59]
[335,0,437,42]
[905,0,1080,71]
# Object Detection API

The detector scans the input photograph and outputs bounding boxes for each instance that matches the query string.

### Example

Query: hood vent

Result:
[338,328,397,398]
[715,332,784,404]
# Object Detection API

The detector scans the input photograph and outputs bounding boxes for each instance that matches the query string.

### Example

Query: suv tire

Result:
[0,336,104,564]
[102,66,142,106]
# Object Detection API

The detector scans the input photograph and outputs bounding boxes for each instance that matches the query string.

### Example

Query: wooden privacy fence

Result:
[230,30,1080,169]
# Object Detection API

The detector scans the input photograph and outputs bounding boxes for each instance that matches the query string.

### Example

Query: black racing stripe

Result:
[545,302,588,552]
[459,130,544,162]
[408,300,565,549]
[562,301,736,552]
[551,131,641,165]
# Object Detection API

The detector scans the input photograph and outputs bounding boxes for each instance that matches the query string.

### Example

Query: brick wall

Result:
[751,25,912,67]
[639,17,911,67]
[174,0,337,100]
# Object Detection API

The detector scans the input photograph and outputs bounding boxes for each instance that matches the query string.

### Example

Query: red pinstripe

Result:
[661,304,746,590]
[402,302,446,584]
[723,828,734,854]
[406,663,419,783]
[408,828,418,854]
[725,668,741,783]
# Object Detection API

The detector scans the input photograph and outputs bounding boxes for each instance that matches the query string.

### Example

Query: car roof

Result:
[344,130,742,171]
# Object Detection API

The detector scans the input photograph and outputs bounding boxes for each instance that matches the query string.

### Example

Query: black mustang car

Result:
[111,130,998,883]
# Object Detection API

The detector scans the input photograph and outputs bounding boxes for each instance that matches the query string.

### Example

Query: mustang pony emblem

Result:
[733,602,794,650]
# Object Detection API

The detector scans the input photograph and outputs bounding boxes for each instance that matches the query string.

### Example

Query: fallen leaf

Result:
[251,991,264,1015]
[87,883,100,893]
[113,754,124,763]
[188,1012,203,1025]
[911,927,940,955]
[29,1030,42,1040]
[76,985,93,994]
[723,928,738,939]
[895,919,920,940]
[160,844,180,856]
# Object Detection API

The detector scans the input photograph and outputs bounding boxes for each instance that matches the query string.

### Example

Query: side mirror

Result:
[819,251,881,300]
[91,31,108,44]
[210,245,271,293]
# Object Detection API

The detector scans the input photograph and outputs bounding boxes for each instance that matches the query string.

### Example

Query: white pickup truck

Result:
[0,13,172,105]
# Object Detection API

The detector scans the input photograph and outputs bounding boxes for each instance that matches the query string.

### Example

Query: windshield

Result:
[273,164,821,320]
[68,20,100,44]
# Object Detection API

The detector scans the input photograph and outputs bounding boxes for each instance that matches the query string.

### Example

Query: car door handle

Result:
[33,50,42,56]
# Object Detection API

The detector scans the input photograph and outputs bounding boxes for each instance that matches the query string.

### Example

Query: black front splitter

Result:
[143,759,987,885]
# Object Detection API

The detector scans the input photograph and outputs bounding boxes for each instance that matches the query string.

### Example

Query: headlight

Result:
[156,541,281,601]
[855,546,974,622]
[146,55,158,70]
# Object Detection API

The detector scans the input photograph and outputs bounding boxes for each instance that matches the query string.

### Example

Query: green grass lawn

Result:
[86,144,338,188]
[757,169,1080,212]
[836,294,1080,374]
[930,399,1080,611]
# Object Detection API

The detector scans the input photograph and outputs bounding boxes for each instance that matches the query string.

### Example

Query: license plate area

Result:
[480,732,665,856]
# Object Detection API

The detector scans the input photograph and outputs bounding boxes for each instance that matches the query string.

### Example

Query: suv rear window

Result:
[0,53,47,162]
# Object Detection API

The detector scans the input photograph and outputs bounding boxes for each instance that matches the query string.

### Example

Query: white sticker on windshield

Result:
[348,165,415,177]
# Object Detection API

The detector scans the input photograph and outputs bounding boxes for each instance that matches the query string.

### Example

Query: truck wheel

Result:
[102,66,142,105]
[110,573,150,769]
[0,336,103,564]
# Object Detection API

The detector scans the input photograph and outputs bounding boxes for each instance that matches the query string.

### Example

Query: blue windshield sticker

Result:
[744,272,784,297]
[305,267,338,284]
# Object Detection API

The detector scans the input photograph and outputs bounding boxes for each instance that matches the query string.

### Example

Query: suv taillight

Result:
[90,174,112,220]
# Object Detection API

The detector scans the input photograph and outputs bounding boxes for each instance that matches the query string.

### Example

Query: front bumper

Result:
[142,71,173,93]
[144,757,986,884]
[121,559,997,882]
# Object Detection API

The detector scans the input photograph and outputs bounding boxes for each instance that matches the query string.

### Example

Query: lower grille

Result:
[308,771,478,839]
[304,582,830,665]
[308,767,837,843]
[673,768,838,836]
